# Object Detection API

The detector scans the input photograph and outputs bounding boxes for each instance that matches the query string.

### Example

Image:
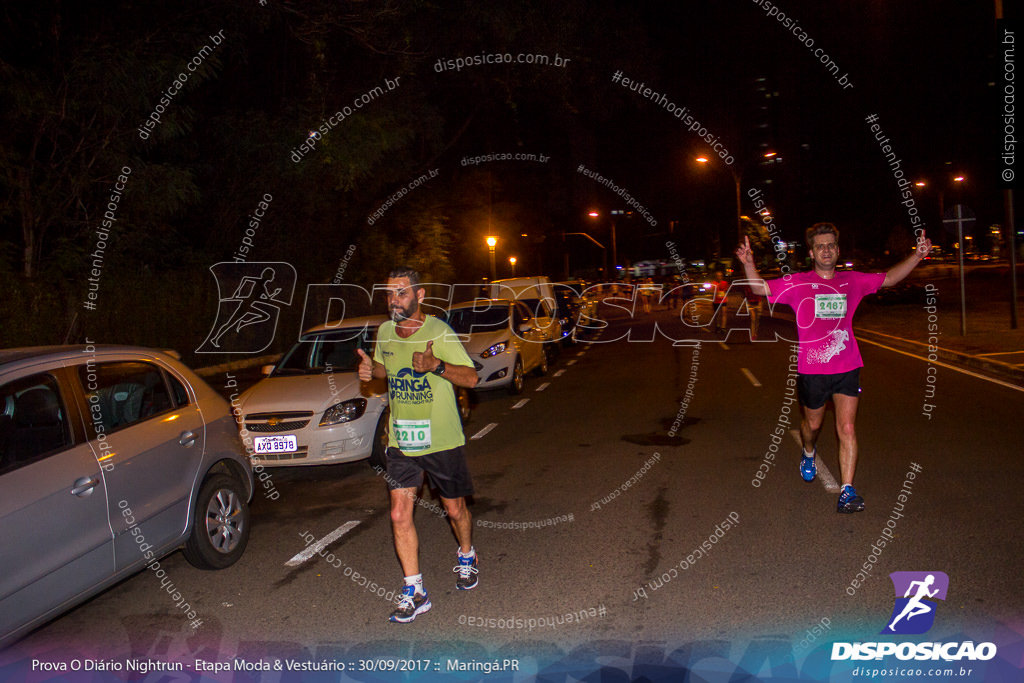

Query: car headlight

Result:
[481,342,507,359]
[319,398,368,426]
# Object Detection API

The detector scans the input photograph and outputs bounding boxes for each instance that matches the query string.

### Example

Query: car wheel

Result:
[368,406,389,470]
[507,357,524,395]
[533,348,549,376]
[456,388,472,425]
[183,473,250,570]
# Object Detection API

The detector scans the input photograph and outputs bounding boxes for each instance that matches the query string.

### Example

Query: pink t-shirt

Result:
[766,270,884,374]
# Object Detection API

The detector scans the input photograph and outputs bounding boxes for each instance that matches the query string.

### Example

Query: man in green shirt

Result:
[356,267,480,623]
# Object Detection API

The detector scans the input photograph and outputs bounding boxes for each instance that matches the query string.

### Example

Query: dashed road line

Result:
[286,521,360,566]
[535,382,550,392]
[471,422,498,440]
[741,368,761,387]
[512,399,530,409]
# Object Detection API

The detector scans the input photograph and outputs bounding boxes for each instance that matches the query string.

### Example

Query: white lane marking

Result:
[567,360,577,366]
[554,369,566,377]
[576,350,587,357]
[741,368,762,387]
[788,430,841,493]
[471,423,498,440]
[512,399,530,409]
[721,342,730,351]
[286,521,360,567]
[859,337,1024,393]
[535,382,550,392]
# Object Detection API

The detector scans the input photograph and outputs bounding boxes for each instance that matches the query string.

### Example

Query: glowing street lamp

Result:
[587,210,617,276]
[486,236,497,281]
[509,256,517,276]
[696,152,778,254]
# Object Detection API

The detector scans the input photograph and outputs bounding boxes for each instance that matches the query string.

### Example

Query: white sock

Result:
[404,573,424,594]
[803,448,815,458]
[458,546,476,559]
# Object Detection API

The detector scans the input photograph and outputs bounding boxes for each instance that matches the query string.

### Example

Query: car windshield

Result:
[273,326,376,376]
[445,306,510,334]
[517,298,550,319]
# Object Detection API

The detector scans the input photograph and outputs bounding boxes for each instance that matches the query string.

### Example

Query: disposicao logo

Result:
[882,571,948,635]
[831,571,997,663]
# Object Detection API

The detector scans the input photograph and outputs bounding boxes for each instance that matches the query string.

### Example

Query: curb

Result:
[854,327,1024,387]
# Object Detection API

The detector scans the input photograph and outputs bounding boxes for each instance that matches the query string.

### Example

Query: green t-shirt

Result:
[374,315,473,456]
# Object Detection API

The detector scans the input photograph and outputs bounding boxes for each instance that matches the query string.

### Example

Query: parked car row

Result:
[235,274,599,471]
[0,274,595,646]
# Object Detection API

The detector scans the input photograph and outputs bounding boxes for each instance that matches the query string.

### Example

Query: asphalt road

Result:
[2,303,1022,679]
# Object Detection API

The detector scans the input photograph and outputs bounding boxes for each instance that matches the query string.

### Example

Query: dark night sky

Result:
[595,0,1006,264]
[0,0,1014,284]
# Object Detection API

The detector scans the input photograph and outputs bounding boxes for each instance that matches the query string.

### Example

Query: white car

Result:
[236,315,471,469]
[235,316,390,468]
[445,299,548,394]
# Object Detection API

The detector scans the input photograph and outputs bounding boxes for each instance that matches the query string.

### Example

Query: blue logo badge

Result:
[881,571,949,635]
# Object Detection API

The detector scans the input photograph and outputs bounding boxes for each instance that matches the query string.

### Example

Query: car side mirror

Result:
[518,323,533,333]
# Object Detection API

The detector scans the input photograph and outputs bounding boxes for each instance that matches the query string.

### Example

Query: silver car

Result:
[0,344,254,647]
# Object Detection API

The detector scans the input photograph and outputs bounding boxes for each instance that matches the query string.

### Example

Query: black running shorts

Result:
[797,368,861,410]
[385,446,475,499]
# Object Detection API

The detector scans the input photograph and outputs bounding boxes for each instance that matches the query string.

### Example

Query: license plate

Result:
[253,435,297,454]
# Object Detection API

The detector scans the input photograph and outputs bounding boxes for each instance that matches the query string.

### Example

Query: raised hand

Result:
[735,236,754,266]
[356,348,374,381]
[915,231,933,259]
[412,340,437,374]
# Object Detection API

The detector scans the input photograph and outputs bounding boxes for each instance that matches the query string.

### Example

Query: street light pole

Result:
[486,236,497,282]
[589,210,622,280]
[696,156,745,258]
[564,231,606,279]
[733,169,743,247]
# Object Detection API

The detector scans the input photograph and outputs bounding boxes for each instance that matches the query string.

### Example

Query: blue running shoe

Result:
[837,485,865,513]
[454,551,479,590]
[389,585,431,623]
[799,451,817,482]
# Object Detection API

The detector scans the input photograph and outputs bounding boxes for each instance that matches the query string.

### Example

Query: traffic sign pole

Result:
[943,205,976,336]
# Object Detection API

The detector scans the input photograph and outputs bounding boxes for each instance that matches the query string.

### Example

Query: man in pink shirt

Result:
[735,223,931,513]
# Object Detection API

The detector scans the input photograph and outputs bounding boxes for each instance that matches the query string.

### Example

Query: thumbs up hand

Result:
[412,340,438,374]
[356,348,374,381]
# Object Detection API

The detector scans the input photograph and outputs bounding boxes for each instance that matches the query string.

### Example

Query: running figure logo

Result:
[197,262,296,353]
[881,571,949,635]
